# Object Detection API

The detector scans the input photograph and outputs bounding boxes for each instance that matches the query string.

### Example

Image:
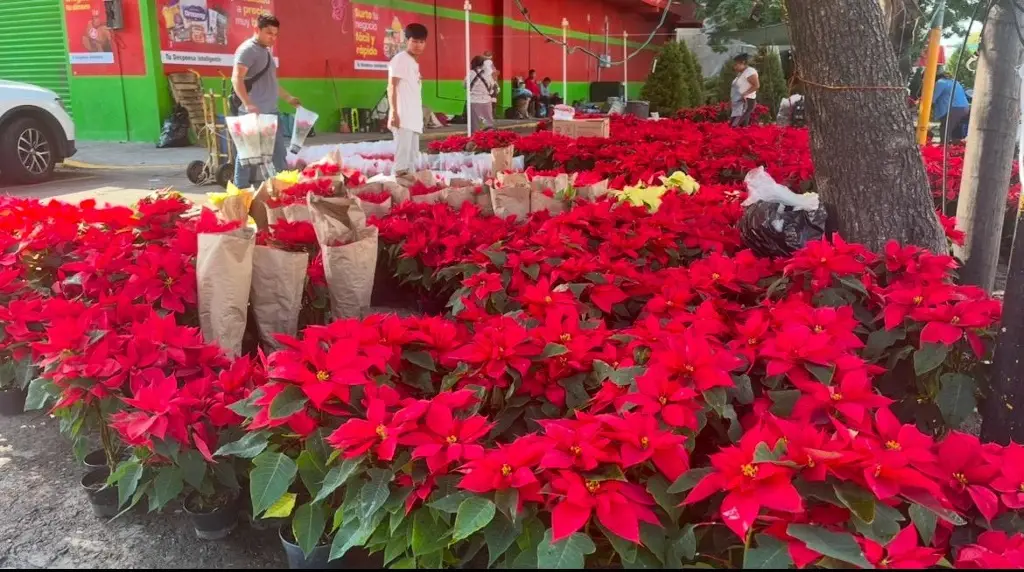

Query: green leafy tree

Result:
[753,46,788,116]
[945,45,977,89]
[640,42,689,115]
[697,0,977,79]
[682,42,706,107]
[711,62,734,104]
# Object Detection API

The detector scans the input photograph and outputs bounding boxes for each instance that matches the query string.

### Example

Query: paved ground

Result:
[66,120,536,169]
[0,410,284,569]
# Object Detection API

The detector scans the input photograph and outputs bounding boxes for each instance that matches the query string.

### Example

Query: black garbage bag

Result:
[157,105,191,148]
[740,201,827,258]
[739,167,828,258]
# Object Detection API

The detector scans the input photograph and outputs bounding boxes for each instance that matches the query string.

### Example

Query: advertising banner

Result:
[63,0,146,75]
[352,3,406,72]
[158,0,275,67]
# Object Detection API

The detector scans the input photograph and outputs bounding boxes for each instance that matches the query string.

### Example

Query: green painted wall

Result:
[67,0,170,142]
[69,76,166,142]
[70,0,658,142]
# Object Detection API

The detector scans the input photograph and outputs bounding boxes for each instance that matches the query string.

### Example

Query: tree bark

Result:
[954,0,1024,293]
[982,201,1024,444]
[785,0,947,253]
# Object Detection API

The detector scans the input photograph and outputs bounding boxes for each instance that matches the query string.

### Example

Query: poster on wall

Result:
[64,0,115,65]
[158,0,275,67]
[353,3,406,72]
[63,0,147,76]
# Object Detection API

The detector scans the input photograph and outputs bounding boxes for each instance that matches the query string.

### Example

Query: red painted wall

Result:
[500,0,670,84]
[154,0,679,84]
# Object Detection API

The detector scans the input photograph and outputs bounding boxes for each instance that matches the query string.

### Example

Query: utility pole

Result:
[956,0,1024,293]
[915,0,945,145]
[980,3,1024,443]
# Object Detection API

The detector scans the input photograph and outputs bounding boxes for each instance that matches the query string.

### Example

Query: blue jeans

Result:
[233,113,288,188]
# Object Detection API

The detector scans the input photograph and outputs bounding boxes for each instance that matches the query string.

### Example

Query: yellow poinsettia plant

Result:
[659,171,700,195]
[207,182,254,211]
[614,171,700,212]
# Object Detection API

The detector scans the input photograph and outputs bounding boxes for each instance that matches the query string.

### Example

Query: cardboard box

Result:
[552,118,610,139]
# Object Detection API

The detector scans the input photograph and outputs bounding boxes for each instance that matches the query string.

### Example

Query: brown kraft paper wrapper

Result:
[410,187,447,205]
[383,181,410,205]
[266,203,312,226]
[218,193,251,223]
[530,190,568,215]
[490,183,531,221]
[445,185,476,209]
[491,145,515,174]
[197,228,255,357]
[475,189,495,216]
[251,178,295,230]
[321,227,379,319]
[576,179,611,201]
[309,195,376,319]
[397,169,437,188]
[355,196,392,218]
[251,246,309,351]
[529,174,572,214]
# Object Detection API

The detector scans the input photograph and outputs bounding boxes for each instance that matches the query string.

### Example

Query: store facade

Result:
[1,0,698,142]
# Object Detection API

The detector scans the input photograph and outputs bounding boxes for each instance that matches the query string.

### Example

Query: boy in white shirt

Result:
[388,24,428,175]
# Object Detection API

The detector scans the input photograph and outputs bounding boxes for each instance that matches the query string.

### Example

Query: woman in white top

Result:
[466,55,495,132]
[730,54,760,127]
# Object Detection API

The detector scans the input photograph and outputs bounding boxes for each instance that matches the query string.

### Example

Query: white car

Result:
[0,80,76,184]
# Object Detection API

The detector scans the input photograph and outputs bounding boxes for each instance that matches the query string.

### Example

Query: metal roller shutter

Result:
[0,0,72,109]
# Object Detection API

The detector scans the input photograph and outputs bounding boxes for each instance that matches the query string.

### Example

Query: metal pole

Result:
[465,0,473,137]
[562,18,569,104]
[915,0,946,145]
[623,31,628,104]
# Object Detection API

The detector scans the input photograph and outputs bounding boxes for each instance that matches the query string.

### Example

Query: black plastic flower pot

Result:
[278,525,384,569]
[83,448,129,470]
[279,525,340,570]
[80,467,119,519]
[0,387,26,416]
[184,491,240,541]
[83,449,108,469]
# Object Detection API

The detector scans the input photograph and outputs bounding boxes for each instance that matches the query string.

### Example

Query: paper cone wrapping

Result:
[309,195,377,319]
[576,179,611,201]
[410,188,446,205]
[491,145,515,174]
[490,184,531,221]
[251,246,309,351]
[197,227,255,357]
[444,185,476,209]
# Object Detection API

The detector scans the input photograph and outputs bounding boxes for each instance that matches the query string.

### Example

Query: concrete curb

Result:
[61,121,539,171]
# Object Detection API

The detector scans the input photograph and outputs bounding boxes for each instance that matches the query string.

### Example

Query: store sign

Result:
[64,0,115,65]
[158,0,275,67]
[353,3,405,72]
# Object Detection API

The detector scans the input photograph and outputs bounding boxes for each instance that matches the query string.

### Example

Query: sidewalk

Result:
[65,120,538,170]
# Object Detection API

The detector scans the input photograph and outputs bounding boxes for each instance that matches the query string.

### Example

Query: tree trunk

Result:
[954,0,1024,292]
[880,0,922,80]
[785,0,947,253]
[982,202,1024,444]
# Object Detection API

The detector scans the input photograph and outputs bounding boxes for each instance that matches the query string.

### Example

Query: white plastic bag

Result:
[742,167,820,211]
[289,107,319,154]
[552,104,575,121]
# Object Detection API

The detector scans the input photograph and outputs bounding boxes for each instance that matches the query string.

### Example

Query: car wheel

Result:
[0,117,56,184]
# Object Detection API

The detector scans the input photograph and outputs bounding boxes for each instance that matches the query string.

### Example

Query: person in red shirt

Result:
[524,69,542,116]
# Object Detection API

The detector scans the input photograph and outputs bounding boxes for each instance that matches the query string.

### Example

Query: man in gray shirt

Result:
[231,13,300,187]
